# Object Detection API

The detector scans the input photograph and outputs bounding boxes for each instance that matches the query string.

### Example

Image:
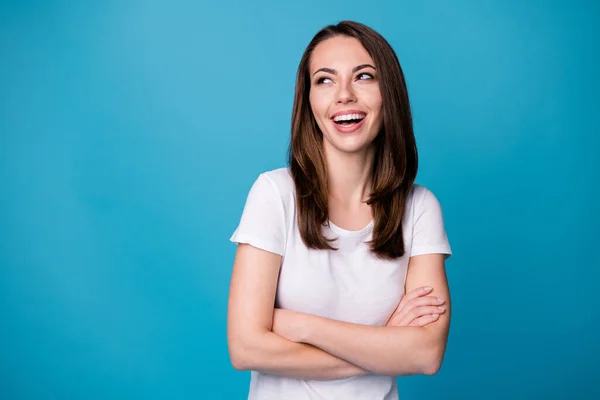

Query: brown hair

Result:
[287,20,418,260]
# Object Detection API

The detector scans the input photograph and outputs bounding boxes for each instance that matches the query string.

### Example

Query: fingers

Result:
[387,286,447,328]
[392,286,433,314]
[394,295,446,322]
[410,296,446,308]
[404,286,433,302]
[412,305,446,318]
[400,303,446,324]
[408,313,441,327]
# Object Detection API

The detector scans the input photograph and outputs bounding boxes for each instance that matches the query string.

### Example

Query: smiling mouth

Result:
[331,112,367,133]
[332,113,366,127]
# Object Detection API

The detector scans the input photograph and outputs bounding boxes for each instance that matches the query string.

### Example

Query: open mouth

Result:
[332,112,366,127]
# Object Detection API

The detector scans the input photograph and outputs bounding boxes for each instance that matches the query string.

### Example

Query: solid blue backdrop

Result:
[1,0,598,399]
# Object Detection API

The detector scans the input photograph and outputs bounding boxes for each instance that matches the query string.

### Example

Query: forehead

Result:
[309,36,375,73]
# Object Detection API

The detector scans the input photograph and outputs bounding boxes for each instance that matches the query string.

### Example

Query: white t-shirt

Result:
[230,167,452,400]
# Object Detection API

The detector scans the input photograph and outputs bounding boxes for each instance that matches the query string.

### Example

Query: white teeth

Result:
[333,113,366,122]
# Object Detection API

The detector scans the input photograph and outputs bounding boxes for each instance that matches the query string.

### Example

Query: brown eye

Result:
[316,77,333,84]
[357,73,374,80]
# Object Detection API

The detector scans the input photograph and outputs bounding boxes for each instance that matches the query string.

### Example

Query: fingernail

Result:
[437,297,445,303]
[424,287,432,292]
[432,314,439,318]
[437,306,446,311]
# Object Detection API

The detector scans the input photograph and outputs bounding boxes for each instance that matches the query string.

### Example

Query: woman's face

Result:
[309,36,383,156]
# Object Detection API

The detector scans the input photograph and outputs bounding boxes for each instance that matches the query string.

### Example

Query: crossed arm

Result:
[226,243,451,380]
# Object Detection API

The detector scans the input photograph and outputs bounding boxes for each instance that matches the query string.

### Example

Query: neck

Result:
[324,143,375,205]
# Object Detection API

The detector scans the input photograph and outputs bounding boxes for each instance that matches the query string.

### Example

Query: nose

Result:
[336,81,357,104]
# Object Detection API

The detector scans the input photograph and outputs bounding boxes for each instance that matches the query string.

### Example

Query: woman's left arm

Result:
[273,253,450,377]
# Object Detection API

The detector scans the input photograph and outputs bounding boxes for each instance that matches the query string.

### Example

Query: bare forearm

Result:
[232,330,370,381]
[303,315,442,376]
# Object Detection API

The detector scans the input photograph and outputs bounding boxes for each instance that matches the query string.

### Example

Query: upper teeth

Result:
[333,113,366,122]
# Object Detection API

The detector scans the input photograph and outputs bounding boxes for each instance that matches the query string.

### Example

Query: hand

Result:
[272,308,309,343]
[386,286,446,327]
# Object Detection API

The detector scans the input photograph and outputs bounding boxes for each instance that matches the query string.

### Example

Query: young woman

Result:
[227,20,452,400]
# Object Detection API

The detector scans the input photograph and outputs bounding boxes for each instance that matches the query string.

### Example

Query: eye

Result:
[316,77,333,84]
[357,72,374,80]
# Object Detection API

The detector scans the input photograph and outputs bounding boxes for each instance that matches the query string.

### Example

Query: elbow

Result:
[228,337,254,371]
[229,349,249,371]
[228,330,269,371]
[227,330,251,371]
[420,344,446,376]
[421,359,442,376]
[228,344,248,371]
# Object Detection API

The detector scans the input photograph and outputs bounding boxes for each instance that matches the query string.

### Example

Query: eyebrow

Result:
[312,64,376,77]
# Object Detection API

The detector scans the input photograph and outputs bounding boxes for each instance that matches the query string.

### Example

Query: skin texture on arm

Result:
[272,254,451,376]
[226,243,371,380]
[403,253,451,374]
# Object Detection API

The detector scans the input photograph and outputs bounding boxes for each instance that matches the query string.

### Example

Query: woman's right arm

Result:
[227,243,369,381]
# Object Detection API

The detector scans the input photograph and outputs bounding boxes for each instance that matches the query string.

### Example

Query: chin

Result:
[326,138,374,155]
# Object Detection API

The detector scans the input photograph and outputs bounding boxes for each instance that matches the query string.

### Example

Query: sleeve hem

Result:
[410,246,452,260]
[230,232,285,257]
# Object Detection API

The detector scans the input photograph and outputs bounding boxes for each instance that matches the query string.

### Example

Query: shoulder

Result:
[245,168,296,219]
[408,183,432,206]
[407,183,445,216]
[406,183,452,257]
[256,167,295,198]
[231,168,292,255]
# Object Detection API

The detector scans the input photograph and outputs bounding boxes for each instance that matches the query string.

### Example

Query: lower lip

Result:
[332,117,366,133]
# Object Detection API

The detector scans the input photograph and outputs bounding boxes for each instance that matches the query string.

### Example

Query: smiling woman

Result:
[227,21,452,400]
[310,44,382,152]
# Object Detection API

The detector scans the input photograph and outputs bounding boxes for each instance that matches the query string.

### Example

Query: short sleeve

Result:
[410,188,452,259]
[229,173,287,256]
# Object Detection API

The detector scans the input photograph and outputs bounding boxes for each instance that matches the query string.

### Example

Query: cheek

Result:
[370,98,383,125]
[357,86,381,115]
[369,90,383,114]
[367,94,383,130]
[309,95,329,134]
[309,92,328,118]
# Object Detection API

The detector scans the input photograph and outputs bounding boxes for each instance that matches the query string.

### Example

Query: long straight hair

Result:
[287,21,418,260]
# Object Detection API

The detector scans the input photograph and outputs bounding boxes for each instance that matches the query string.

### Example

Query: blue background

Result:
[1,0,599,398]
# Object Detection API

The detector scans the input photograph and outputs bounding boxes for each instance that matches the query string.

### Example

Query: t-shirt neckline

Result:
[327,219,374,237]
